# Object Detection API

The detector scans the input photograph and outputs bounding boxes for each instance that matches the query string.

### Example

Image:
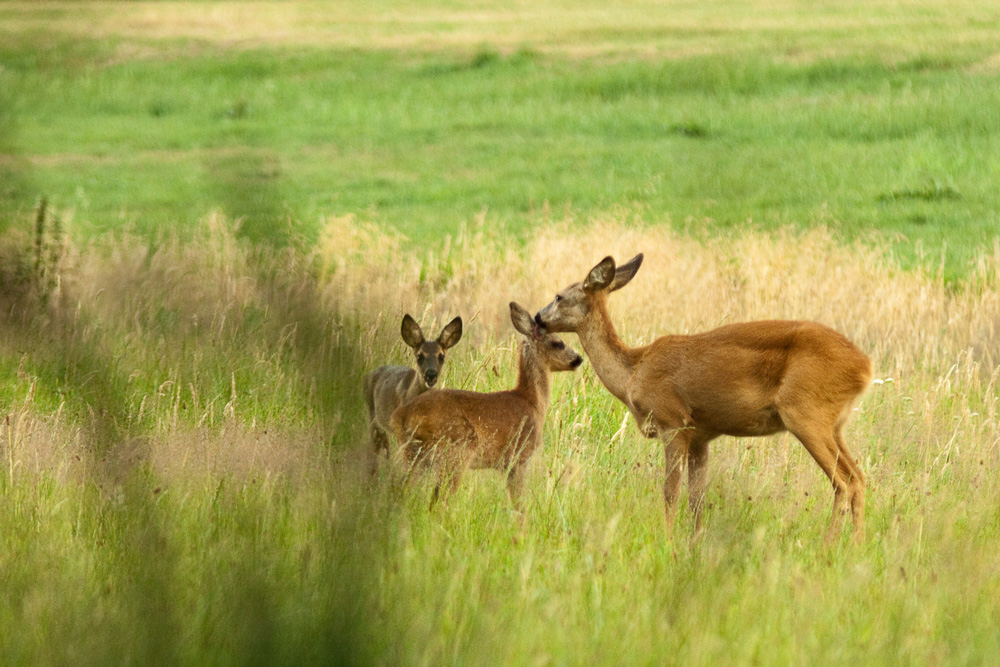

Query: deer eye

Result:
[417,354,425,363]
[550,341,565,350]
[554,295,562,303]
[437,353,445,362]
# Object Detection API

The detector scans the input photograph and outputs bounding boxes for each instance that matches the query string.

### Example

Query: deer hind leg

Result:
[396,436,426,494]
[431,459,464,508]
[429,422,478,508]
[363,376,381,477]
[783,414,853,544]
[834,422,866,543]
[429,444,471,509]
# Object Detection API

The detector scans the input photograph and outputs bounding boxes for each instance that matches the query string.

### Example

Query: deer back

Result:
[630,320,872,437]
[391,386,542,469]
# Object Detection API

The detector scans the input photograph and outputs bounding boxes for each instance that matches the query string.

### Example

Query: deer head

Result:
[534,254,644,333]
[400,314,464,387]
[510,302,583,371]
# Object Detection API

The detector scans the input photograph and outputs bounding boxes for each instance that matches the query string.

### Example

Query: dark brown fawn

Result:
[390,302,582,509]
[363,314,463,476]
[534,254,873,543]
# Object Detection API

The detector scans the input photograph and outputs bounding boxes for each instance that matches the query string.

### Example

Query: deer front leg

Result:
[687,432,715,542]
[506,464,525,512]
[661,429,691,537]
[648,395,695,537]
[369,424,390,477]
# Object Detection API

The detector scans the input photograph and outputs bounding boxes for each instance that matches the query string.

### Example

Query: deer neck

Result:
[515,342,551,417]
[403,370,428,399]
[578,297,637,403]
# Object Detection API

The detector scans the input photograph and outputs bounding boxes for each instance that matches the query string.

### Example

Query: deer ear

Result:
[608,253,643,292]
[437,316,463,349]
[400,314,425,349]
[583,256,616,294]
[509,302,536,337]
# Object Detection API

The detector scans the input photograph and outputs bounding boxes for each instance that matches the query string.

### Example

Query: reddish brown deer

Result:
[391,302,583,509]
[363,314,463,476]
[534,254,872,543]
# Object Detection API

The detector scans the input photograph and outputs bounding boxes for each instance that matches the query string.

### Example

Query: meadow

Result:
[2,1,1000,665]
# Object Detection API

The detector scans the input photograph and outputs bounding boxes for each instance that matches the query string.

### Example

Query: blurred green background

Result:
[2,0,999,276]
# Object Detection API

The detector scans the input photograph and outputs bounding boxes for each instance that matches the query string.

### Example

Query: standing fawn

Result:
[534,254,873,543]
[390,302,583,509]
[363,314,463,476]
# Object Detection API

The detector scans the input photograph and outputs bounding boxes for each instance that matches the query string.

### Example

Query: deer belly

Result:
[690,401,785,437]
[467,417,538,470]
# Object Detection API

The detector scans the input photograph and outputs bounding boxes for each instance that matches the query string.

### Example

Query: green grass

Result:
[3,2,1000,664]
[2,215,1000,664]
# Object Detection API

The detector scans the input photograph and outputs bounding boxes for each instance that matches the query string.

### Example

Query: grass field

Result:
[2,2,1000,665]
[3,1,1000,274]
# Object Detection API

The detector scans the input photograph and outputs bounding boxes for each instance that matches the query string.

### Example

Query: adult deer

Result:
[534,254,872,543]
[363,314,463,476]
[391,302,583,509]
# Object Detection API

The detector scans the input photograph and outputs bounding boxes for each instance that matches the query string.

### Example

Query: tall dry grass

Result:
[5,210,996,480]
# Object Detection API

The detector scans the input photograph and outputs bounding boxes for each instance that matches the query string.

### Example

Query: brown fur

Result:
[535,254,873,543]
[390,302,582,508]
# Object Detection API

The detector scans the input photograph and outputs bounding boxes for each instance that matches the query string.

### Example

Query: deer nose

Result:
[424,369,438,386]
[570,355,583,369]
